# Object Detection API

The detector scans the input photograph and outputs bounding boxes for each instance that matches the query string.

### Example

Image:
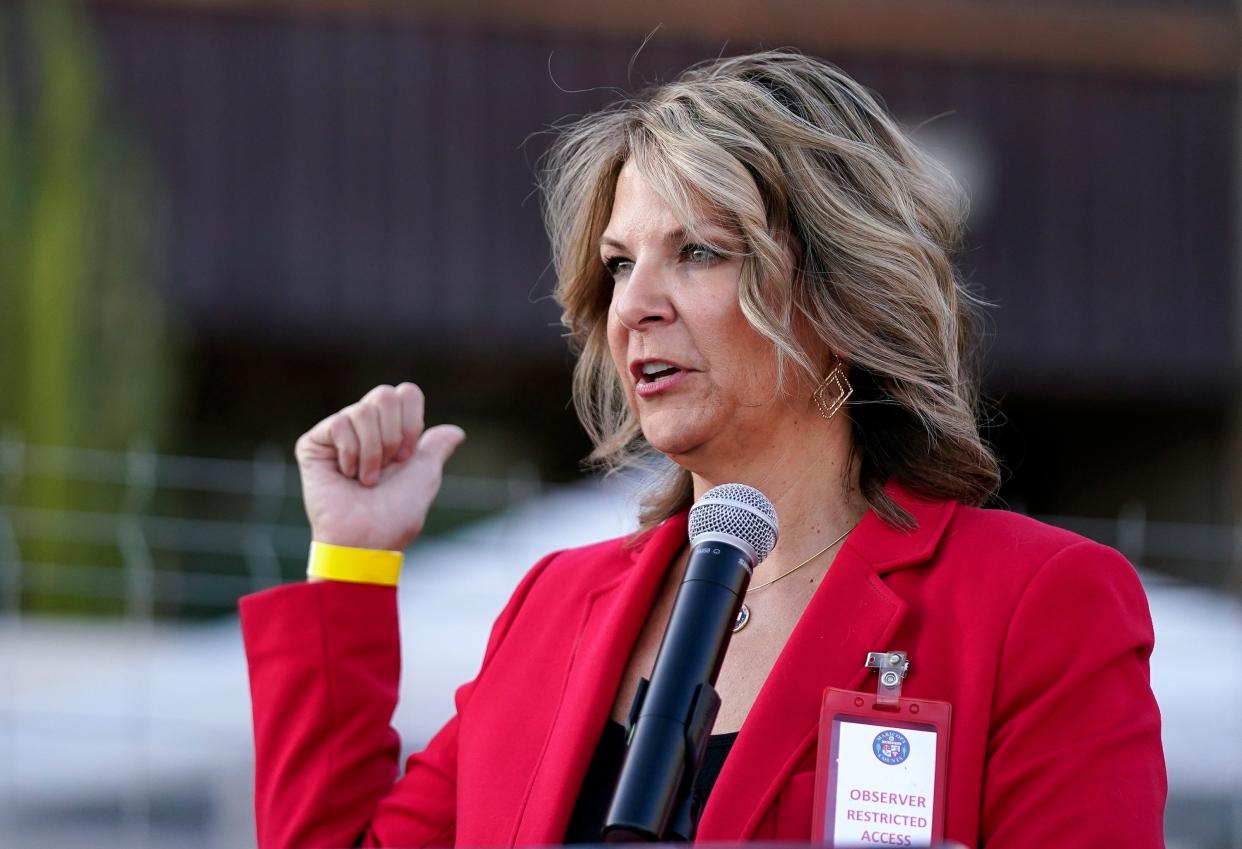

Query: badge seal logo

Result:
[872,729,910,765]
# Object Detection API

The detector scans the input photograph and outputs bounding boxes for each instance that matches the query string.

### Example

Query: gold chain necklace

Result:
[733,522,858,633]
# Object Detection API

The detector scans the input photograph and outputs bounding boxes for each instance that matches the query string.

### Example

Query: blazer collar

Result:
[847,481,958,575]
[697,482,957,840]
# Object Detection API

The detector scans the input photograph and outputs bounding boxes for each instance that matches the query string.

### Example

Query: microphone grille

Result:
[688,483,779,564]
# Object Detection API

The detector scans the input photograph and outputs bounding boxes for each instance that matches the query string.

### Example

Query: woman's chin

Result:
[640,424,706,461]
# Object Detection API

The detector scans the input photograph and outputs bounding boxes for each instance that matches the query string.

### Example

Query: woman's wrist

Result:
[309,520,411,552]
[306,540,403,586]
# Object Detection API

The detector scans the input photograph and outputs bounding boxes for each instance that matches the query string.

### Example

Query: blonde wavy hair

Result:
[539,49,999,529]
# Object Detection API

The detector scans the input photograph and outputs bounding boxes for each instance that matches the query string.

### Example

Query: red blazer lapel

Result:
[697,486,956,841]
[512,513,687,846]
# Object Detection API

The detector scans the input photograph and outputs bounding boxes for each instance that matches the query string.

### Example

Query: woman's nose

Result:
[612,260,674,331]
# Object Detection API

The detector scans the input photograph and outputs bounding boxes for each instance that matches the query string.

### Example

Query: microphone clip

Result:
[620,677,721,842]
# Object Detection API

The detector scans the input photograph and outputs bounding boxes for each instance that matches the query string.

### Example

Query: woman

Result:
[241,51,1166,848]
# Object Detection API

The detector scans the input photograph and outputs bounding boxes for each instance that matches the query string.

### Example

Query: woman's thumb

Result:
[416,424,466,468]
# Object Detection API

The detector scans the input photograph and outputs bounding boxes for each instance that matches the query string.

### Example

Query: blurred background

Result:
[0,0,1239,846]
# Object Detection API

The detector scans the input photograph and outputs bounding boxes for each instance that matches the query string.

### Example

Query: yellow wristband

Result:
[306,541,403,586]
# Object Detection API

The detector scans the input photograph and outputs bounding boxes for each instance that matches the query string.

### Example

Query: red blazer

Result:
[240,485,1166,848]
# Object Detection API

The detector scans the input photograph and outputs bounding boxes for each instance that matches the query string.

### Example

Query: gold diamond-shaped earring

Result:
[812,363,853,421]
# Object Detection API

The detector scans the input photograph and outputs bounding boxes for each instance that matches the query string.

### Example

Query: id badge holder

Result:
[812,652,951,848]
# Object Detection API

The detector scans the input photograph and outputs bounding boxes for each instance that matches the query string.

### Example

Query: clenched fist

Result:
[295,383,465,552]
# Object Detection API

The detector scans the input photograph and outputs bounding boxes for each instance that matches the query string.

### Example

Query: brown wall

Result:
[78,4,1237,399]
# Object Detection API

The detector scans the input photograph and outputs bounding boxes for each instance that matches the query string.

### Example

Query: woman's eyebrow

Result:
[599,226,725,252]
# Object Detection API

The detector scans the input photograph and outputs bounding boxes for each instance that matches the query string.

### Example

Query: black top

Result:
[563,719,739,843]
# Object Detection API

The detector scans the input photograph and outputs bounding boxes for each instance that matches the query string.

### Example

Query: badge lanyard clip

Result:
[864,650,909,706]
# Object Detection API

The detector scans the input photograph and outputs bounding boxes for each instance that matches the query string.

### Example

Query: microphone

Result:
[604,483,779,843]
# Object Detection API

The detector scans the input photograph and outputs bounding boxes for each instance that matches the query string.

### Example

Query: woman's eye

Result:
[604,256,634,277]
[683,244,720,264]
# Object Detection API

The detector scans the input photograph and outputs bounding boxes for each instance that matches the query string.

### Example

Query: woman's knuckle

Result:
[366,384,397,406]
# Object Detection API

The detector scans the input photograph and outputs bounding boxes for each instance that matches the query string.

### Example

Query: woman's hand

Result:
[295,383,465,551]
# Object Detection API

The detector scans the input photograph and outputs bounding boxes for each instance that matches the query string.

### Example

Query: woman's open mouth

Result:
[634,361,689,397]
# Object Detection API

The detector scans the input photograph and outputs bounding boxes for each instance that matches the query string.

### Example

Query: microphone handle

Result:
[604,541,752,842]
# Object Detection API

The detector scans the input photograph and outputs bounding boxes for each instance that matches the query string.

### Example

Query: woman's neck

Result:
[685,412,867,568]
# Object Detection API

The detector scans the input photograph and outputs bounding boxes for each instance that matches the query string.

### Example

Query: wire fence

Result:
[0,435,542,618]
[3,438,1239,621]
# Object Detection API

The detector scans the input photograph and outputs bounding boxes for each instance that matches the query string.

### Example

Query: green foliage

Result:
[0,1,179,612]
